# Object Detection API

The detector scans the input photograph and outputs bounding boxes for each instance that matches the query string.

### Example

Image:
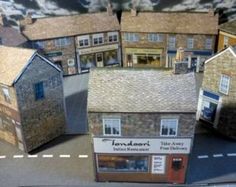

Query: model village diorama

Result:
[0,0,236,184]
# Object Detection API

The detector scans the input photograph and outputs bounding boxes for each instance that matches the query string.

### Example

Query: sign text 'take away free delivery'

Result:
[93,138,192,154]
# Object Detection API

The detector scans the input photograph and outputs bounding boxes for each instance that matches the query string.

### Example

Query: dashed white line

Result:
[213,154,223,158]
[198,155,209,159]
[59,154,71,158]
[28,155,38,158]
[42,154,53,158]
[13,155,24,158]
[227,153,236,157]
[0,155,6,159]
[78,155,88,158]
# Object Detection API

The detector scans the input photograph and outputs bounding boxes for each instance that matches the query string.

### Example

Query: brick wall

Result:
[89,112,195,137]
[15,55,66,152]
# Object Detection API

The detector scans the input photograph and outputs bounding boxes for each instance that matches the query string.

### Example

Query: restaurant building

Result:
[120,9,218,72]
[20,5,121,75]
[88,69,197,183]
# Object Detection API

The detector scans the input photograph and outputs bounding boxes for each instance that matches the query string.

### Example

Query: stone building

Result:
[120,9,218,72]
[20,6,121,75]
[196,46,236,139]
[217,19,236,51]
[88,69,197,183]
[0,46,66,152]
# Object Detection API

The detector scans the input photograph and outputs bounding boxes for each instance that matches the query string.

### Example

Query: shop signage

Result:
[126,48,162,54]
[78,44,118,55]
[45,51,63,58]
[93,138,192,154]
[152,155,166,174]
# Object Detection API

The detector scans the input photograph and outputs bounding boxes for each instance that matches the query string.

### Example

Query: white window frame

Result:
[55,37,71,47]
[77,35,90,47]
[205,38,212,49]
[168,36,176,49]
[108,32,118,43]
[160,118,178,137]
[103,118,121,136]
[224,36,229,47]
[124,33,139,42]
[148,33,163,42]
[2,87,11,103]
[187,37,194,49]
[93,33,104,46]
[219,74,230,95]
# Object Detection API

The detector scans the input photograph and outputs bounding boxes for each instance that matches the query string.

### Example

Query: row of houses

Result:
[1,4,236,75]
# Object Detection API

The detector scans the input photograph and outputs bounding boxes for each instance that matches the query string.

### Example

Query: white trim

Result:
[219,74,230,95]
[102,117,121,136]
[160,118,178,137]
[205,47,236,64]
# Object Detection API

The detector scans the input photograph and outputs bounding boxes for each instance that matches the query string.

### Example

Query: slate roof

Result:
[21,12,120,40]
[121,11,218,35]
[0,26,27,46]
[219,19,236,35]
[0,46,36,86]
[88,69,197,113]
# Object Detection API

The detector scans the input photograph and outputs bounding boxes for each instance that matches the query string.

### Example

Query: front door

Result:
[96,53,103,67]
[168,156,186,184]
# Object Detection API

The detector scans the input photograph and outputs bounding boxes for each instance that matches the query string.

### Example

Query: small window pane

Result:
[103,118,121,136]
[2,87,11,103]
[34,82,44,100]
[219,75,230,94]
[161,119,178,136]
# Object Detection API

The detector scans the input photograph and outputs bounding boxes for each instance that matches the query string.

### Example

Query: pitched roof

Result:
[0,26,27,46]
[121,11,218,35]
[219,19,236,35]
[0,46,36,86]
[21,12,120,40]
[88,69,197,113]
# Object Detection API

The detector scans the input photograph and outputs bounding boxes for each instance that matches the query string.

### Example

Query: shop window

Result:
[104,50,118,66]
[2,87,11,103]
[135,54,161,67]
[223,36,229,48]
[32,41,45,49]
[205,38,212,49]
[160,119,178,137]
[80,54,96,71]
[103,118,121,136]
[168,36,176,49]
[34,82,44,101]
[97,155,148,172]
[219,74,230,95]
[93,33,104,45]
[172,158,183,170]
[108,32,118,43]
[77,35,90,47]
[124,33,139,42]
[55,37,71,47]
[148,34,163,42]
[187,37,194,49]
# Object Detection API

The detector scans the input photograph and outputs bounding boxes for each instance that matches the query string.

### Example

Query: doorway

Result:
[96,53,104,67]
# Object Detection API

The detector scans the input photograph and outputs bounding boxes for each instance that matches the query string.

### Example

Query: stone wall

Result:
[15,55,66,152]
[217,32,236,51]
[89,112,195,137]
[202,49,236,137]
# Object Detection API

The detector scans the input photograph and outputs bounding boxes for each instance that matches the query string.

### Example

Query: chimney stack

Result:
[131,0,138,16]
[0,9,6,26]
[107,0,113,16]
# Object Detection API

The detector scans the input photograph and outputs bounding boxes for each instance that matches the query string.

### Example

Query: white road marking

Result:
[227,153,236,157]
[213,154,223,158]
[0,155,6,159]
[28,155,38,158]
[42,154,53,158]
[59,154,71,158]
[78,155,88,158]
[198,155,209,159]
[13,155,24,158]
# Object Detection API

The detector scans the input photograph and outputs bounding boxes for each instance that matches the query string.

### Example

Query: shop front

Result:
[167,50,213,72]
[125,48,163,68]
[93,137,192,183]
[77,44,120,72]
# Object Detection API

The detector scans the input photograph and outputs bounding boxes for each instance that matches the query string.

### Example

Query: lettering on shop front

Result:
[160,141,188,152]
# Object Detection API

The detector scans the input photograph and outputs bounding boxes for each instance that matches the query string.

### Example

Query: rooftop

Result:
[121,11,218,35]
[219,19,236,35]
[21,12,120,40]
[0,46,36,86]
[88,69,197,113]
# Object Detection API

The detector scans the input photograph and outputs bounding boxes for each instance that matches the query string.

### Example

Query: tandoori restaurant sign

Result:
[93,138,192,154]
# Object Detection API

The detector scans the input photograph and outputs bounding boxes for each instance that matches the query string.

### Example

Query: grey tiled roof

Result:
[88,69,197,113]
[219,19,236,35]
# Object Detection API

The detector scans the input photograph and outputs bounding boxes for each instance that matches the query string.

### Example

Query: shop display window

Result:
[104,50,118,66]
[200,99,217,123]
[136,54,161,67]
[80,54,96,71]
[97,155,149,172]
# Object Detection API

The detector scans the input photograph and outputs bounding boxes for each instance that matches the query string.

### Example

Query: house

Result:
[196,46,236,139]
[20,5,121,76]
[120,9,218,72]
[0,14,27,47]
[217,19,236,51]
[0,46,66,152]
[87,69,197,183]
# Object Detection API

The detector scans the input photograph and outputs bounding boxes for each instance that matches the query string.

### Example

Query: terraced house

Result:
[0,46,66,152]
[20,5,121,75]
[121,9,218,71]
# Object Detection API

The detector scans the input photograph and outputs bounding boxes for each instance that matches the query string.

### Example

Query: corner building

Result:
[88,69,197,183]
